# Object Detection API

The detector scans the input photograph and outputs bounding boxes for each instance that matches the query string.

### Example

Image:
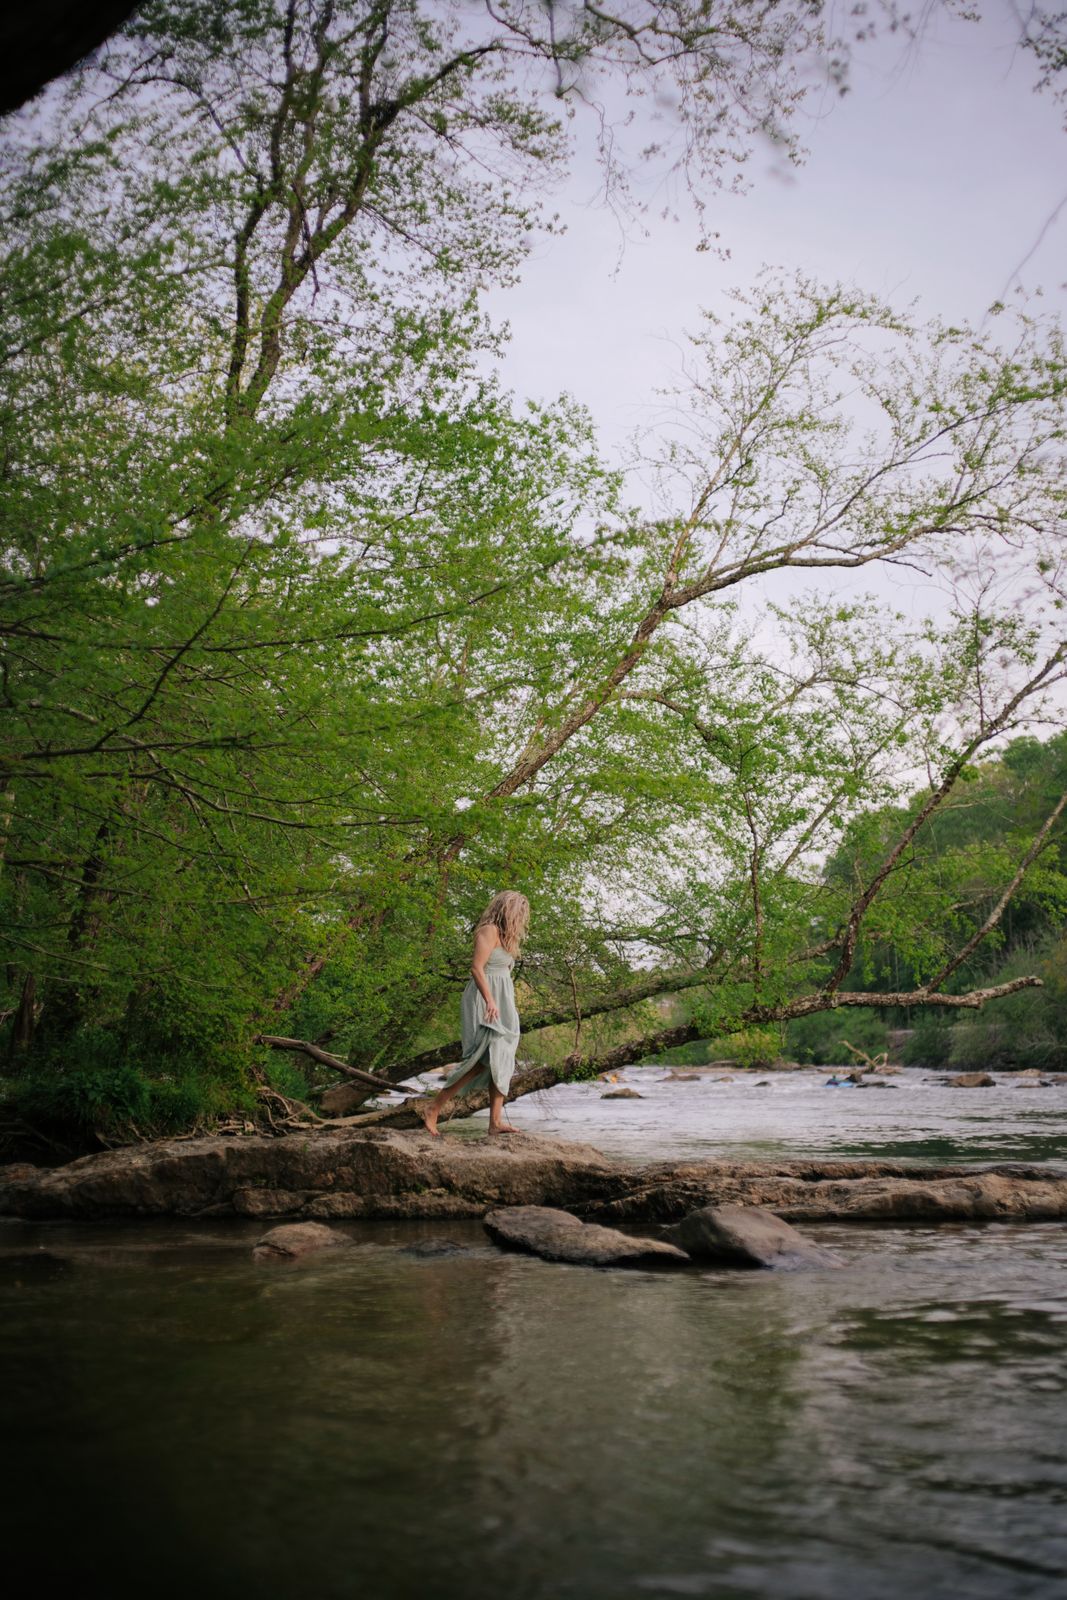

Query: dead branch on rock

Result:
[254,1034,423,1098]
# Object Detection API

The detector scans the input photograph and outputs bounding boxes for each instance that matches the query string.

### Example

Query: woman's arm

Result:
[471,925,500,1022]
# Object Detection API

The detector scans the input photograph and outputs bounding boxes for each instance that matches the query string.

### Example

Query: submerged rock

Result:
[253,1222,351,1261]
[396,1238,474,1258]
[665,1203,843,1271]
[484,1206,689,1270]
[601,1088,643,1100]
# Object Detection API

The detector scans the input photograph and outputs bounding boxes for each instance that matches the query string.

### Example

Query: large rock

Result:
[0,1129,619,1222]
[2,1130,1066,1226]
[253,1222,351,1261]
[484,1206,689,1269]
[946,1072,996,1087]
[601,1088,643,1100]
[665,1203,842,1271]
[319,1083,368,1116]
[585,1165,1067,1226]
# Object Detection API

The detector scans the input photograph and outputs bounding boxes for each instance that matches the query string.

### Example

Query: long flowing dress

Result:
[439,945,520,1099]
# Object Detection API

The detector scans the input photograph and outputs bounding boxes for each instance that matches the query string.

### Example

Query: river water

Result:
[491,1062,1067,1166]
[2,1066,1065,1599]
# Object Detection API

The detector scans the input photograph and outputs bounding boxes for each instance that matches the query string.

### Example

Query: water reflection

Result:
[1,1218,1065,1598]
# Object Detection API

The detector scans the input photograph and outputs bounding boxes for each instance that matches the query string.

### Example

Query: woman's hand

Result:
[484,998,500,1024]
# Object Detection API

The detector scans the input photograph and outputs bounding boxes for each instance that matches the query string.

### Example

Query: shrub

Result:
[901,1016,955,1068]
[785,1008,887,1066]
[711,1027,782,1069]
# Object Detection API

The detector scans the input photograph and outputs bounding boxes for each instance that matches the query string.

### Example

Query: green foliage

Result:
[943,935,1067,1071]
[5,1041,248,1141]
[709,1028,783,1069]
[261,1053,313,1103]
[1,2,1065,1141]
[901,1018,956,1069]
[785,1009,888,1066]
[824,732,1067,996]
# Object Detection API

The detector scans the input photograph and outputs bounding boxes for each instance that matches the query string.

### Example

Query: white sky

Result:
[487,5,1066,449]
[482,4,1067,655]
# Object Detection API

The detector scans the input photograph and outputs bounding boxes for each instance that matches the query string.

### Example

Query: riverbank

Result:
[3,1125,1066,1223]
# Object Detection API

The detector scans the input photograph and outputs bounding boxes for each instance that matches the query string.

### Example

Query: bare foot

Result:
[487,1123,518,1137]
[415,1100,440,1137]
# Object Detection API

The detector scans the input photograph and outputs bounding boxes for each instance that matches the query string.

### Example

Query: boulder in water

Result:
[665,1203,843,1271]
[946,1073,996,1088]
[484,1206,689,1270]
[253,1222,351,1261]
[601,1088,643,1100]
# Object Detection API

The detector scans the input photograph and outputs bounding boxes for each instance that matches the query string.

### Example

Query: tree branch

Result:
[254,1032,421,1096]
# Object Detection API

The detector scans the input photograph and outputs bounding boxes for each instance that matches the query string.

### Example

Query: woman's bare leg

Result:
[487,1083,512,1135]
[417,1062,482,1136]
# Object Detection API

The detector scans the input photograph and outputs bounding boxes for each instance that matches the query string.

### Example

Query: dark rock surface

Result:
[666,1203,843,1270]
[484,1206,690,1269]
[601,1088,643,1099]
[2,1129,1065,1225]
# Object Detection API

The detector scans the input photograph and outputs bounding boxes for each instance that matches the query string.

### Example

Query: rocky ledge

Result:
[1,1128,1065,1224]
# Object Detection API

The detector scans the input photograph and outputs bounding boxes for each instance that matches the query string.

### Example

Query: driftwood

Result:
[254,1035,422,1098]
[327,1064,565,1131]
[841,1039,890,1071]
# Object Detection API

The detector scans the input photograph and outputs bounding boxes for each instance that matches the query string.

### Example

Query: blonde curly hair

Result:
[474,890,530,956]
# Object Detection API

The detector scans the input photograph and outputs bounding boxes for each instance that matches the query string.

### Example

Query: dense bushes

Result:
[784,1009,889,1066]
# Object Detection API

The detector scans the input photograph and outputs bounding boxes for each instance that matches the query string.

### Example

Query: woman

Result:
[416,890,528,1138]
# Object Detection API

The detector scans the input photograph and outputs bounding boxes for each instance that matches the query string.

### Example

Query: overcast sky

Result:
[486,5,1067,455]
[478,4,1067,679]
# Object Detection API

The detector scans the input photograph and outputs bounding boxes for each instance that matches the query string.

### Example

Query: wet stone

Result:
[665,1203,844,1272]
[484,1206,690,1270]
[253,1222,352,1261]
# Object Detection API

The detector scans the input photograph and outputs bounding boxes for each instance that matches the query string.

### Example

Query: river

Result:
[1,1065,1065,1599]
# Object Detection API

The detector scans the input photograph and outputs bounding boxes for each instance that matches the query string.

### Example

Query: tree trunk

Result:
[8,973,37,1058]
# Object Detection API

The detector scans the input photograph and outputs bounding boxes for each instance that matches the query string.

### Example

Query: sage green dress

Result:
[440,945,520,1099]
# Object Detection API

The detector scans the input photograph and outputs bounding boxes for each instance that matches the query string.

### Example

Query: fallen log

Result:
[254,1035,422,1098]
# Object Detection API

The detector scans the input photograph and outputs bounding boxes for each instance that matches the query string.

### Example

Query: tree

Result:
[278,278,1067,1117]
[3,2,1066,1144]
